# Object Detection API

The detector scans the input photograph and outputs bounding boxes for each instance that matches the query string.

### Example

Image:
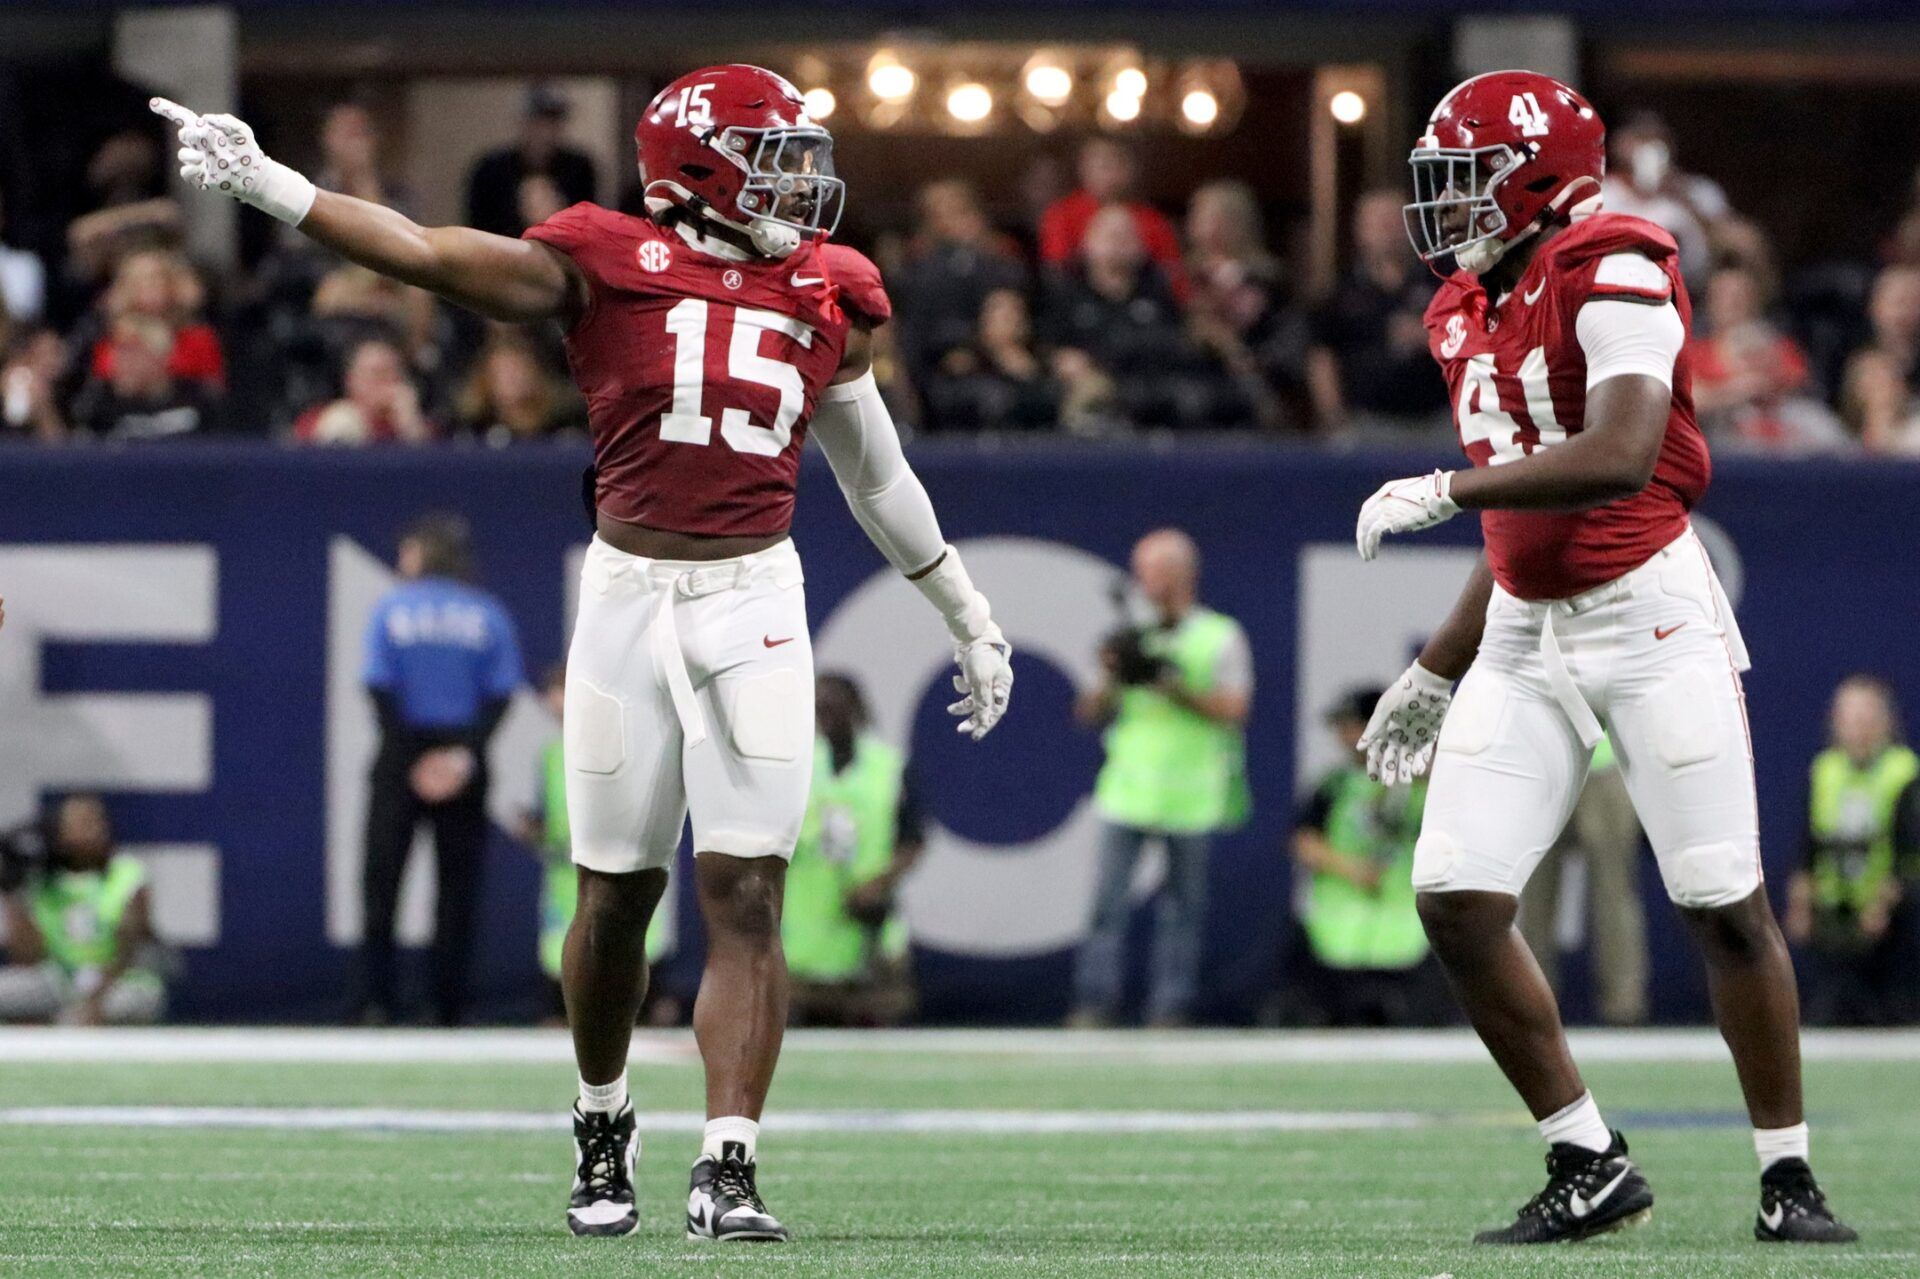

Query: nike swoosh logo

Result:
[763,635,795,648]
[1761,1202,1785,1232]
[791,275,824,288]
[1524,280,1546,305]
[1654,623,1687,641]
[1570,1166,1631,1218]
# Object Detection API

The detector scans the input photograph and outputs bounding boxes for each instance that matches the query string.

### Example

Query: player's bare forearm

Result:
[299,190,582,324]
[1418,556,1494,680]
[1449,374,1669,511]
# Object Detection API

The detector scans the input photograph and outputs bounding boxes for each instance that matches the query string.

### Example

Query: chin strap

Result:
[646,186,801,260]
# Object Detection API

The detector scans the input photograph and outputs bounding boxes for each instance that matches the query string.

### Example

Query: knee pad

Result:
[1662,840,1760,908]
[1411,829,1463,892]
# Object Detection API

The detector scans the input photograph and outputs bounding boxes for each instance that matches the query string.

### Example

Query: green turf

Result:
[0,1037,1913,1277]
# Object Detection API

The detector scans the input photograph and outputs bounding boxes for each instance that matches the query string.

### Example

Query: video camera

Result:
[0,819,54,894]
[1102,579,1173,687]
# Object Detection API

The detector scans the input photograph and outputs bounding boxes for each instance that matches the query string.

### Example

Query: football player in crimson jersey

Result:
[154,66,1014,1243]
[1353,72,1854,1246]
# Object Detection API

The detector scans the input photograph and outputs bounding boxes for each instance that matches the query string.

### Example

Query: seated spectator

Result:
[1306,189,1450,433]
[456,331,583,444]
[1283,688,1441,1028]
[1601,112,1731,286]
[1,330,69,442]
[893,180,1028,391]
[1184,180,1312,430]
[466,84,598,238]
[65,129,182,289]
[294,336,432,444]
[0,794,166,1025]
[0,190,47,327]
[1044,205,1240,431]
[1692,265,1849,454]
[70,316,223,439]
[1039,138,1186,296]
[785,674,924,1027]
[1840,265,1920,453]
[314,102,415,212]
[77,247,224,392]
[922,288,1060,433]
[1052,204,1182,430]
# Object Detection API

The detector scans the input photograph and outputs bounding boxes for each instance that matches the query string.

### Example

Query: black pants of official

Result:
[358,743,489,1026]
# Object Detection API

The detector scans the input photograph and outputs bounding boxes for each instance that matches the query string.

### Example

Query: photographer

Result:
[0,794,165,1025]
[1070,529,1251,1027]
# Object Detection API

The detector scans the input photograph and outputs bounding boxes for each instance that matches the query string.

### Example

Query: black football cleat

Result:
[566,1103,639,1237]
[686,1141,791,1242]
[1755,1158,1857,1243]
[1474,1130,1654,1245]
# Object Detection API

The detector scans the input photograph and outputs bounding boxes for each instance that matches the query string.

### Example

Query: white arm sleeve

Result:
[811,370,1000,645]
[1575,297,1685,392]
[810,370,947,576]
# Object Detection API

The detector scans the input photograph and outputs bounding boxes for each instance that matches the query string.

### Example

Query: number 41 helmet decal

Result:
[1403,70,1606,271]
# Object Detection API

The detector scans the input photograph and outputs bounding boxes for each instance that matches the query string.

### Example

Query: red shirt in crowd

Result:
[1037,192,1188,299]
[90,323,226,389]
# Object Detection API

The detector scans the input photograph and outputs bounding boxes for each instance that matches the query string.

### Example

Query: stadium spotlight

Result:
[1113,66,1148,99]
[868,55,917,104]
[1329,89,1368,125]
[1180,89,1220,129]
[1024,62,1073,108]
[946,82,994,125]
[802,87,837,121]
[1104,88,1142,123]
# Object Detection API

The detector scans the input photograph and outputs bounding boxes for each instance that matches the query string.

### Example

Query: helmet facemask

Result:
[1403,143,1525,274]
[718,124,845,256]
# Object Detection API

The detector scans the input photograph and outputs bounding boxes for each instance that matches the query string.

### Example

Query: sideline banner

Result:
[1,444,1914,1022]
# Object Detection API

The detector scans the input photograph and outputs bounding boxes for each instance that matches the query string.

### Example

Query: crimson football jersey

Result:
[524,203,891,537]
[1423,214,1710,600]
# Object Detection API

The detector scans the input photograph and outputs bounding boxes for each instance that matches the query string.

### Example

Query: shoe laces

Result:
[577,1115,627,1195]
[1770,1167,1827,1216]
[713,1157,766,1211]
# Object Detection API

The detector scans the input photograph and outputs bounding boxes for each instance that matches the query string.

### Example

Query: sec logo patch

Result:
[637,241,672,273]
[723,269,743,290]
[1440,313,1467,359]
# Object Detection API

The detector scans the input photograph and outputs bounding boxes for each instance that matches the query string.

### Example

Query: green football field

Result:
[0,1028,1914,1278]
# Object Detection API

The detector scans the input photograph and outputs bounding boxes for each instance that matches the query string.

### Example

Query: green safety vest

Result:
[1302,768,1429,970]
[31,855,146,974]
[1807,744,1919,915]
[783,733,905,982]
[1094,608,1250,833]
[537,737,667,978]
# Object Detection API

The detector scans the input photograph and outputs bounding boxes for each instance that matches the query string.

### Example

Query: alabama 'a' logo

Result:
[1440,313,1467,359]
[637,240,673,273]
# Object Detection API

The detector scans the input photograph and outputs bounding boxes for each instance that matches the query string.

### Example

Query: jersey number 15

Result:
[659,298,814,457]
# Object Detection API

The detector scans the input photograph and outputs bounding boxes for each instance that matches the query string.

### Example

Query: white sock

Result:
[703,1115,759,1163]
[578,1071,628,1115]
[1537,1091,1613,1154]
[1754,1122,1809,1173]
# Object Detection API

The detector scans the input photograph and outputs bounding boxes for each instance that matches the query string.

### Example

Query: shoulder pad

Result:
[819,244,893,327]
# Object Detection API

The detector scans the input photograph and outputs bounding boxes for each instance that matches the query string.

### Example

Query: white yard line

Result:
[0,1105,1428,1135]
[0,1026,1913,1065]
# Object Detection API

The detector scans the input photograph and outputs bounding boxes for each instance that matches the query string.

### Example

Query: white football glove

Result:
[948,625,1014,741]
[1356,470,1460,561]
[150,97,316,225]
[1357,662,1455,784]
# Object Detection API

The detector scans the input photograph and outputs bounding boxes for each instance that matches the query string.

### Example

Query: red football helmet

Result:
[1403,70,1605,273]
[635,64,844,256]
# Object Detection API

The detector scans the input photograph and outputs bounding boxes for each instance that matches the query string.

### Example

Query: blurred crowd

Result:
[4,90,1920,452]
